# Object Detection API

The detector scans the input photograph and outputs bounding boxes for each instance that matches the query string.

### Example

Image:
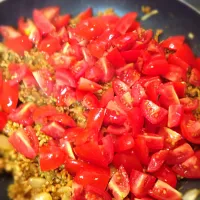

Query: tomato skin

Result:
[53,14,70,30]
[84,65,102,82]
[74,7,92,22]
[5,35,33,56]
[149,180,182,200]
[100,88,114,108]
[121,50,141,63]
[41,6,60,21]
[113,152,143,174]
[115,134,134,152]
[82,93,99,109]
[168,104,183,128]
[180,97,199,112]
[0,111,7,130]
[9,128,39,159]
[0,80,19,113]
[0,26,21,40]
[147,150,169,173]
[166,143,194,165]
[141,100,168,125]
[39,144,65,171]
[161,35,185,50]
[170,81,186,98]
[38,35,61,55]
[130,169,156,198]
[113,79,130,96]
[153,165,177,188]
[74,169,110,191]
[116,12,137,35]
[108,166,130,200]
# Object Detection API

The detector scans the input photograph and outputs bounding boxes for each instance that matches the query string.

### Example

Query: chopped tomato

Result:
[113,79,130,96]
[100,88,114,108]
[166,143,194,165]
[9,128,39,159]
[5,35,33,56]
[114,134,134,152]
[73,7,93,22]
[60,138,75,159]
[54,14,70,29]
[130,169,156,198]
[172,151,200,178]
[180,97,199,112]
[108,166,130,200]
[149,180,182,200]
[33,9,55,35]
[0,26,21,39]
[115,12,137,35]
[153,165,177,188]
[0,80,19,113]
[168,104,183,128]
[189,68,200,87]
[141,100,168,125]
[121,50,141,63]
[38,35,61,55]
[161,35,185,50]
[170,81,186,98]
[0,111,7,130]
[74,168,110,191]
[41,6,60,21]
[39,144,65,171]
[84,65,103,82]
[147,150,169,173]
[77,77,102,92]
[82,93,99,109]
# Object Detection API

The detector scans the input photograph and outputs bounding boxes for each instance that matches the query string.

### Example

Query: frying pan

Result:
[0,0,200,199]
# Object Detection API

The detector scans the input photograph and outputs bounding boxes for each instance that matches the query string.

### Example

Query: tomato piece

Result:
[104,109,126,126]
[102,135,114,164]
[113,79,130,96]
[158,127,183,149]
[108,166,130,200]
[59,138,75,159]
[32,69,54,96]
[53,14,70,30]
[127,107,144,137]
[77,77,102,92]
[189,68,200,87]
[84,65,103,82]
[55,68,76,88]
[130,169,156,198]
[170,81,186,98]
[74,142,109,167]
[113,152,142,174]
[147,150,169,173]
[74,168,110,191]
[117,92,133,111]
[142,59,169,76]
[119,67,141,88]
[134,137,149,165]
[180,115,200,144]
[5,35,33,56]
[71,60,89,80]
[161,35,185,50]
[0,111,7,130]
[175,43,196,67]
[116,12,137,35]
[81,47,96,67]
[180,97,199,112]
[168,104,183,128]
[56,27,69,43]
[74,7,92,23]
[85,186,112,200]
[96,57,115,83]
[41,121,66,139]
[112,32,138,51]
[9,128,39,159]
[106,48,126,68]
[82,93,99,109]
[32,105,58,124]
[153,165,177,188]
[141,100,168,125]
[106,125,130,135]
[100,88,114,108]
[121,49,141,63]
[149,180,182,200]
[33,9,55,35]
[138,134,164,151]
[131,82,147,106]
[166,143,194,165]
[168,54,189,71]
[0,80,19,113]
[162,64,187,82]
[48,113,76,127]
[0,26,21,40]
[39,144,65,171]
[8,63,28,85]
[41,6,60,21]
[8,102,36,126]
[18,18,41,45]
[115,134,134,152]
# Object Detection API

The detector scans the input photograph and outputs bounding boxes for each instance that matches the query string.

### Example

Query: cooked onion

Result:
[33,192,52,200]
[28,177,46,188]
[0,135,12,150]
[183,189,200,200]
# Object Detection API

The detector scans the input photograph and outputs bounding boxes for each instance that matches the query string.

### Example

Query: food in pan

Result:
[0,5,199,200]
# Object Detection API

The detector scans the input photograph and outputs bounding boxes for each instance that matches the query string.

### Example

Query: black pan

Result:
[0,0,200,199]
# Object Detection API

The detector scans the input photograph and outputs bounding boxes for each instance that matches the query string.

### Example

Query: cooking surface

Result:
[0,0,200,199]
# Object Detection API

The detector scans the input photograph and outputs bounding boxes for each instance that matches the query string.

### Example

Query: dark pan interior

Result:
[0,0,200,199]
